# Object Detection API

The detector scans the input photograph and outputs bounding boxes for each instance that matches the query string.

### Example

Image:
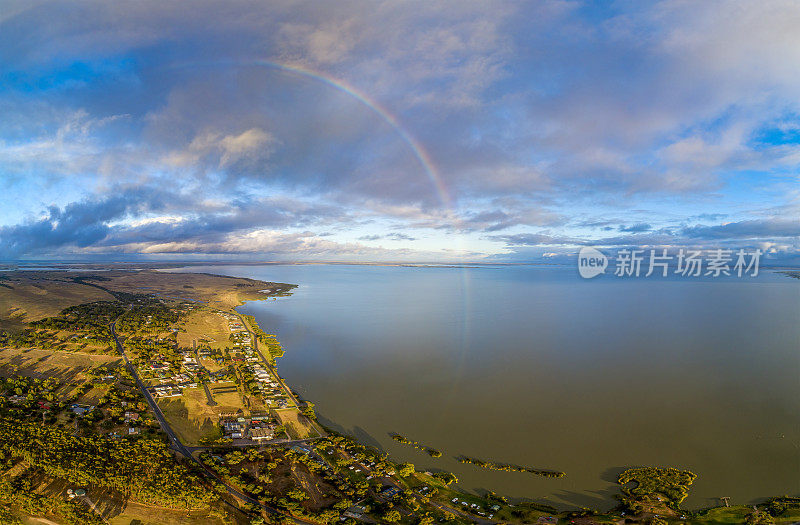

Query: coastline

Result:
[2,267,799,523]
[229,267,800,520]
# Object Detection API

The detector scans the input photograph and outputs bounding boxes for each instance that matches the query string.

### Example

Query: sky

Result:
[0,0,799,264]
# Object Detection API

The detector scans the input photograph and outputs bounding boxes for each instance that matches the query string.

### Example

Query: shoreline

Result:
[235,272,797,513]
[2,267,799,523]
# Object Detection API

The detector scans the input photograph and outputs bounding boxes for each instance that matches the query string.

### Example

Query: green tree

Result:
[746,511,775,525]
[397,462,415,477]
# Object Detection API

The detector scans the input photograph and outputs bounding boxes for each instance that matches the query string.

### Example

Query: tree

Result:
[287,488,307,501]
[397,462,415,477]
[383,510,401,522]
[301,402,316,420]
[746,511,776,525]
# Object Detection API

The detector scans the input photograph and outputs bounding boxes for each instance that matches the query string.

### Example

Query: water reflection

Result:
[167,264,800,509]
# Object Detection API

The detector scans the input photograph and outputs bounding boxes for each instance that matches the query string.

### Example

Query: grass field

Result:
[106,503,233,525]
[157,390,222,445]
[0,273,115,328]
[87,270,294,308]
[213,389,246,413]
[273,408,319,439]
[0,269,294,332]
[200,356,227,373]
[176,310,230,350]
[687,505,800,524]
[155,385,248,445]
[0,346,123,404]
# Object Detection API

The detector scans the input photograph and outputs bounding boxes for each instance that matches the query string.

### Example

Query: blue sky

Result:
[0,1,798,263]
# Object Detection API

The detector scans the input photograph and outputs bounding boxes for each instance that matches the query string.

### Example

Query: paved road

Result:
[185,436,320,453]
[109,321,312,524]
[110,322,190,454]
[231,311,326,436]
[201,382,217,406]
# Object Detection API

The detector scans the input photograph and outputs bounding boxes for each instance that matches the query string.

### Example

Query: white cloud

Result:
[164,127,275,169]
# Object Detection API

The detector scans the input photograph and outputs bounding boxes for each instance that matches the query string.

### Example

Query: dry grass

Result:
[273,408,319,439]
[199,356,226,373]
[157,394,214,444]
[94,270,292,309]
[156,386,247,445]
[177,311,230,350]
[0,273,115,328]
[0,269,293,332]
[157,392,222,445]
[0,346,122,398]
[106,502,232,525]
[213,390,246,413]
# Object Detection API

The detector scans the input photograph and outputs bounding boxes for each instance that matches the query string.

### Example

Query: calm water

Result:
[168,264,800,509]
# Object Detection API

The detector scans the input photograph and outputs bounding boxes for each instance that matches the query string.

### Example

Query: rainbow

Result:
[170,59,451,208]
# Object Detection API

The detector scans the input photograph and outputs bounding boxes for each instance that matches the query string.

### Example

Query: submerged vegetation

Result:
[618,466,696,508]
[390,433,442,457]
[456,455,566,478]
[243,314,285,361]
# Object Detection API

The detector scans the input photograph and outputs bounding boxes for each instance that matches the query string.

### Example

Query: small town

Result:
[129,301,319,445]
[0,268,797,525]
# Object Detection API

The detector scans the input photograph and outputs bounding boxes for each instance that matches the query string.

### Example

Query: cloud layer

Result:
[0,1,798,262]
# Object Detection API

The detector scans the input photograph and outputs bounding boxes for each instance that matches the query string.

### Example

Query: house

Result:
[71,404,94,416]
[250,427,274,441]
[150,361,169,371]
[343,505,366,520]
[67,488,86,499]
[378,487,400,500]
[221,418,243,438]
[124,411,139,422]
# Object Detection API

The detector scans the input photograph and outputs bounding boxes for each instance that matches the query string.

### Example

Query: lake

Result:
[166,264,800,509]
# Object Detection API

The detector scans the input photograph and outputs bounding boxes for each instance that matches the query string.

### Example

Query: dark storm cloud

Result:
[0,186,352,257]
[0,188,160,257]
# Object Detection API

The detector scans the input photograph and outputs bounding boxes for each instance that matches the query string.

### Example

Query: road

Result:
[109,321,313,524]
[201,381,217,406]
[429,501,496,525]
[224,309,325,438]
